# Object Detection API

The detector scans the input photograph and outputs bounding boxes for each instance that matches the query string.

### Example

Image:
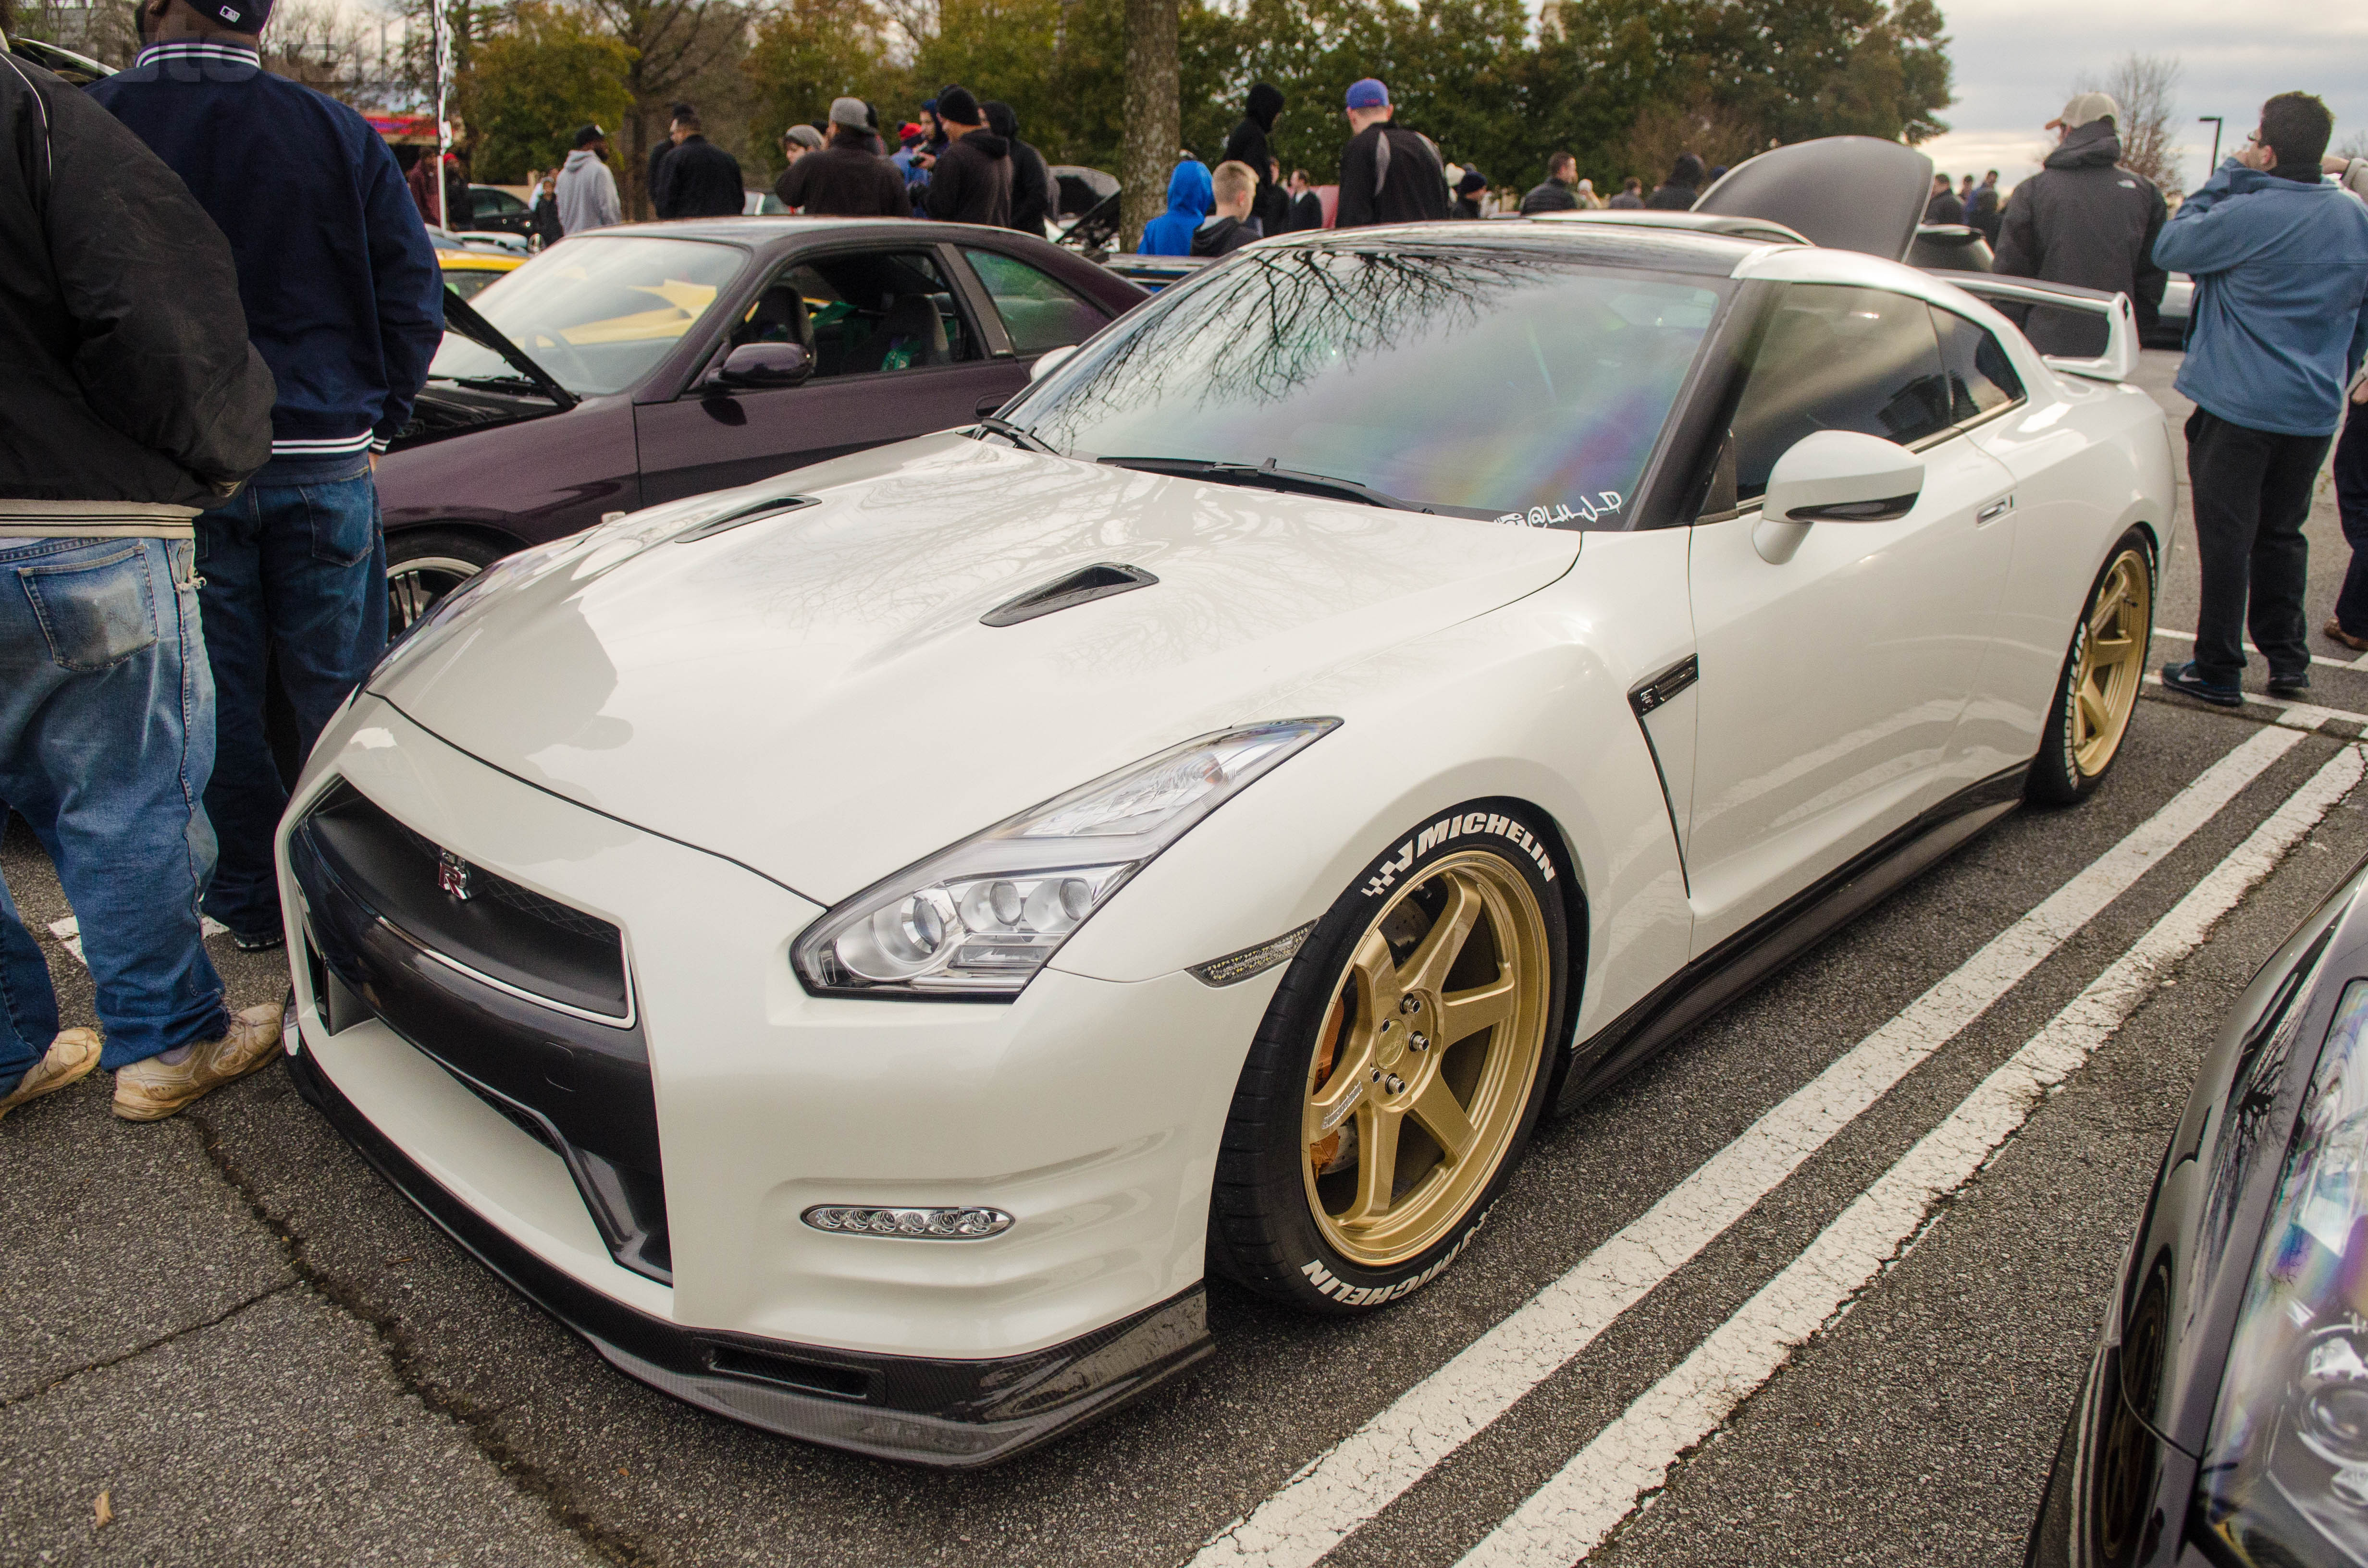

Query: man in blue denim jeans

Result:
[92,0,443,951]
[1,38,280,1121]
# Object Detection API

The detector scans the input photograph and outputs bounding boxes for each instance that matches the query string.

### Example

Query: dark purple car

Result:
[382,218,1148,625]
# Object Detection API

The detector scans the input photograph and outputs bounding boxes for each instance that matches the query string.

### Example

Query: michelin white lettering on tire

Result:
[1213,800,1570,1313]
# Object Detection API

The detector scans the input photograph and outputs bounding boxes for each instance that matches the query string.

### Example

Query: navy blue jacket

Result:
[88,40,442,469]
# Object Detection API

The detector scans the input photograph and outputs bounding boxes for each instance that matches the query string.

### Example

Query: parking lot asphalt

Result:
[4,348,2367,1567]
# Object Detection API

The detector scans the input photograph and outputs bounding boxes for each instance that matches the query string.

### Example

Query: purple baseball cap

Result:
[1345,78,1389,110]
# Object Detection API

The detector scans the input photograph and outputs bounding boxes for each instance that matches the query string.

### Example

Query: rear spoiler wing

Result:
[1924,270,2138,383]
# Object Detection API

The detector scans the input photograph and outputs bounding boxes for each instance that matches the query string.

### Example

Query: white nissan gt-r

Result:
[276,140,2173,1466]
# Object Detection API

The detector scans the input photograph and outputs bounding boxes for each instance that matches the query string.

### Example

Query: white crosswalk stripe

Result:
[1191,725,2306,1568]
[1456,742,2365,1567]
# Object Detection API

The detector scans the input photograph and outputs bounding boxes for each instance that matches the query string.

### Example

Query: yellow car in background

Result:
[437,247,525,301]
[429,228,529,300]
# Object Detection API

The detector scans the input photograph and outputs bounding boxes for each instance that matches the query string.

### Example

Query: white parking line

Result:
[1457,742,2366,1568]
[2142,674,2362,734]
[1189,725,2306,1568]
[2152,624,2368,674]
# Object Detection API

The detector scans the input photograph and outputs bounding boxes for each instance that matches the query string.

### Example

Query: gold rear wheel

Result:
[1299,852,1553,1270]
[2070,545,2151,778]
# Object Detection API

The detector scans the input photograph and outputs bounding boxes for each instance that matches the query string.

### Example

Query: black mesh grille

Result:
[290,787,668,1284]
[377,812,617,940]
[298,781,629,1017]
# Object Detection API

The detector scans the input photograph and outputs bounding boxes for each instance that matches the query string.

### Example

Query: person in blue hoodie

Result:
[89,0,443,951]
[1140,160,1213,256]
[2155,92,2368,709]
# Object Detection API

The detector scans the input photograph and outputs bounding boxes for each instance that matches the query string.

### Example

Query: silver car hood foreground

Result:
[372,435,1582,902]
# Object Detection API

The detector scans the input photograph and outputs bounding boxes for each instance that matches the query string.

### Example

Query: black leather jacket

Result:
[0,44,272,510]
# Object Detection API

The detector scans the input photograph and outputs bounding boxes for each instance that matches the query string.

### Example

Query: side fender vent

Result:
[980,562,1159,627]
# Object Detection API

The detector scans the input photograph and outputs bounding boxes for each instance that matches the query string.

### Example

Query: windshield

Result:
[1004,245,1726,525]
[430,236,745,396]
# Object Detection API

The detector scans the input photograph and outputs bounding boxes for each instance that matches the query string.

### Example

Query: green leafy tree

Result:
[463,2,637,182]
[743,0,898,174]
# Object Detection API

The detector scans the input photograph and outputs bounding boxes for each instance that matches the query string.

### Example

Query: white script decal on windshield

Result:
[1498,491,1623,528]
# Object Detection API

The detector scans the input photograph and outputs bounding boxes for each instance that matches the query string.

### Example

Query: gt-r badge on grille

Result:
[437,849,474,901]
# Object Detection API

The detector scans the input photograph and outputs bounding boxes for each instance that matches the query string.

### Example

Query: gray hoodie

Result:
[556,146,621,235]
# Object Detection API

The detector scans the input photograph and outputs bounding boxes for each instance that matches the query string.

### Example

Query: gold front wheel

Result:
[2032,532,2156,807]
[1299,851,1553,1270]
[2070,545,2152,777]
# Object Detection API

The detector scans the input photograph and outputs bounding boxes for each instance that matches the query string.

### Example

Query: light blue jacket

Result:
[2154,159,2368,437]
[1140,162,1213,257]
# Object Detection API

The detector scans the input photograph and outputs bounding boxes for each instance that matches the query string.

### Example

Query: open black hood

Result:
[1694,135,1935,262]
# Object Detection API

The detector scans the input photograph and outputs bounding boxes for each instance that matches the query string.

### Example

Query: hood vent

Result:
[980,562,1159,627]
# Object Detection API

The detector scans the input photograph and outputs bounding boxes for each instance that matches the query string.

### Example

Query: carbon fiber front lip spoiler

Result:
[284,1046,1211,1467]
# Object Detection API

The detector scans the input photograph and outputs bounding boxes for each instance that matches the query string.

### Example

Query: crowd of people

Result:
[500,85,1060,237]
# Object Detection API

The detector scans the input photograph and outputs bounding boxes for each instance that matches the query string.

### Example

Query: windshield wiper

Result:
[1096,456,1434,514]
[973,416,1059,455]
[440,286,577,411]
[436,373,545,395]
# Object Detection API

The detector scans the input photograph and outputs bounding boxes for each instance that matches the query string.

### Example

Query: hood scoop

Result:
[980,562,1159,627]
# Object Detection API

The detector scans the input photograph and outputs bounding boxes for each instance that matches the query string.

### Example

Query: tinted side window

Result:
[962,247,1110,356]
[764,251,975,378]
[1929,306,2024,422]
[1728,284,1952,500]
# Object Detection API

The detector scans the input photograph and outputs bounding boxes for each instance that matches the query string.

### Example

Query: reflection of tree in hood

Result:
[1032,244,1547,440]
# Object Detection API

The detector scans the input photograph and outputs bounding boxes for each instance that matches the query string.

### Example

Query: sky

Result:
[1921,0,2368,190]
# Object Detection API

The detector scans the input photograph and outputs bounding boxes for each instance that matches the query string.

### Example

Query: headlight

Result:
[791,718,1340,998]
[2198,968,2368,1563]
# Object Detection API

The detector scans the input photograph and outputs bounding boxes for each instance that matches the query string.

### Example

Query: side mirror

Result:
[1028,343,1079,382]
[705,341,812,391]
[1754,431,1925,564]
[1761,431,1924,523]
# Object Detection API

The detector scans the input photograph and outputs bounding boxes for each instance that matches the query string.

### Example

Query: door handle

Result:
[1977,496,2012,525]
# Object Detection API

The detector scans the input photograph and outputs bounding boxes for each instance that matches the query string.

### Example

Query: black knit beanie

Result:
[936,86,983,129]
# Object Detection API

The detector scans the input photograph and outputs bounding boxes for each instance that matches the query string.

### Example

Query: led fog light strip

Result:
[802,1205,1013,1239]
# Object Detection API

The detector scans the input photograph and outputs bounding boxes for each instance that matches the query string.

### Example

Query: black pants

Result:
[2187,406,2329,686]
[2332,397,2368,636]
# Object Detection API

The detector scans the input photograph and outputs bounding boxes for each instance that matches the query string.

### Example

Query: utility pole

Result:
[2198,116,2223,171]
[1119,0,1176,251]
[431,0,451,227]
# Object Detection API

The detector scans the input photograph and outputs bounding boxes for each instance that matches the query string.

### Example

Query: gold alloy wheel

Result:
[2071,547,2153,777]
[1300,852,1552,1270]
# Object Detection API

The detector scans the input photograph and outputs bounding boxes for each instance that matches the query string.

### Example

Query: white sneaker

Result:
[112,1004,282,1121]
[0,1029,102,1121]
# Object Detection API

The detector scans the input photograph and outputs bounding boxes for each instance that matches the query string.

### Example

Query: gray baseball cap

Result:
[829,97,869,129]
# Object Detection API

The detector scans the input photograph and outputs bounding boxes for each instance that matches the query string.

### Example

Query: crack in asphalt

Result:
[184,1102,653,1568]
[0,1276,301,1412]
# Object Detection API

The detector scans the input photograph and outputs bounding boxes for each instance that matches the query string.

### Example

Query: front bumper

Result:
[275,697,1269,1462]
[286,1045,1208,1465]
